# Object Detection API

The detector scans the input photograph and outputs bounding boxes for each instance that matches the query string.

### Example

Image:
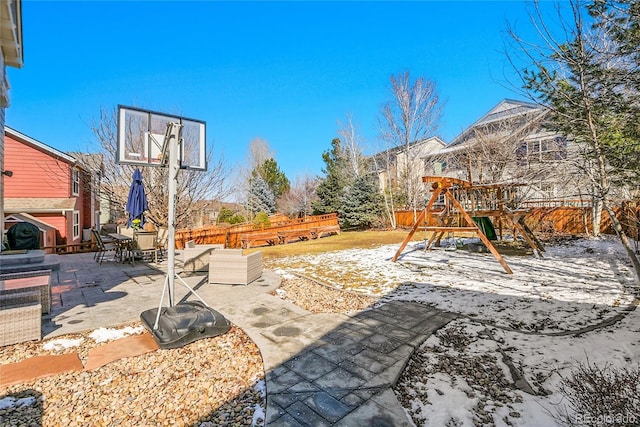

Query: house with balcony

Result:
[3,127,101,250]
[423,99,584,204]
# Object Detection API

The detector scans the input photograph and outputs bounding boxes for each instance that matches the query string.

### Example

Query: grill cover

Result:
[7,222,40,250]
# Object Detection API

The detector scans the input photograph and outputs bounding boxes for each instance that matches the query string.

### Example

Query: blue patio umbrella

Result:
[126,168,148,228]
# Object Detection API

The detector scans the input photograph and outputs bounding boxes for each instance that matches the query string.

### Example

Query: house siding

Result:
[4,135,72,198]
[31,214,66,242]
[0,105,5,241]
[0,56,6,240]
[3,130,93,247]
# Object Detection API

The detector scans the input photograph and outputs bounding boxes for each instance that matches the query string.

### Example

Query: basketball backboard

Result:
[117,105,207,171]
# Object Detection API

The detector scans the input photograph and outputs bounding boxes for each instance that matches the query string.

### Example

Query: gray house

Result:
[424,99,583,205]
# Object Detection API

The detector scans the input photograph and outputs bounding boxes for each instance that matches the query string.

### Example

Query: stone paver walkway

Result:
[39,252,456,425]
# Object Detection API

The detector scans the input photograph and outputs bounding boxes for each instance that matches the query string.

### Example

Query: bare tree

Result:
[428,107,582,202]
[247,137,274,172]
[278,173,319,218]
[89,107,231,230]
[337,114,368,180]
[378,71,444,220]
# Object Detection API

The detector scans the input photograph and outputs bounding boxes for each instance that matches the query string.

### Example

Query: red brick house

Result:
[3,127,100,249]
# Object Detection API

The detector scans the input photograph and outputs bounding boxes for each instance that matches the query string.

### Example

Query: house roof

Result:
[372,136,446,157]
[448,99,546,147]
[5,126,78,164]
[4,198,76,213]
[0,0,23,68]
[4,212,56,231]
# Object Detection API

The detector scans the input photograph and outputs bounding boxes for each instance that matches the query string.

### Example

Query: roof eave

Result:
[1,0,23,68]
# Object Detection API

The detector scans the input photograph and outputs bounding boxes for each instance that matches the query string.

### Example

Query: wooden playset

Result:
[392,176,544,274]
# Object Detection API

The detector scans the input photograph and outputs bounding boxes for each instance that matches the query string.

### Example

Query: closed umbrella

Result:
[126,168,148,229]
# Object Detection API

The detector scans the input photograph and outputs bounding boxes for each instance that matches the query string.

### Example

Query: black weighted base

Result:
[141,301,231,349]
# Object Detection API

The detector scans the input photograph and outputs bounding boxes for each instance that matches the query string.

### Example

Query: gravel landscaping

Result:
[0,275,378,427]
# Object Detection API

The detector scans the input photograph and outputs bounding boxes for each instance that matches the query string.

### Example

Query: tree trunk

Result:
[591,196,603,237]
[603,200,640,285]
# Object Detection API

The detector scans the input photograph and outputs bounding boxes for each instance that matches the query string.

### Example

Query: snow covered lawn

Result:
[269,235,640,426]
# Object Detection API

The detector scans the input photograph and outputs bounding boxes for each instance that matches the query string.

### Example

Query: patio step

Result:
[0,253,60,273]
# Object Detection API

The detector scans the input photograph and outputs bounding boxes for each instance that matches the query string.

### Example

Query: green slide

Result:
[472,217,497,240]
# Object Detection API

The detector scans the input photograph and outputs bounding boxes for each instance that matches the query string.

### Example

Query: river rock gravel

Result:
[0,274,380,426]
[0,325,265,427]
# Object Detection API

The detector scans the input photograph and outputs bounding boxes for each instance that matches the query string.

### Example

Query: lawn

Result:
[245,229,423,259]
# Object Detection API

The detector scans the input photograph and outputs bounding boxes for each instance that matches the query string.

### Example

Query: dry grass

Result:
[244,229,423,261]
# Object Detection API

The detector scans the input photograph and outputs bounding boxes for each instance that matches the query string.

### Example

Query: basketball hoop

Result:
[116,105,229,349]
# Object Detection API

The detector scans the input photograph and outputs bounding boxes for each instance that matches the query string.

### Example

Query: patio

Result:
[43,251,278,339]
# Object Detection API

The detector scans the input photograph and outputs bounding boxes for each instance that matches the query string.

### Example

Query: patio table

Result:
[108,233,134,264]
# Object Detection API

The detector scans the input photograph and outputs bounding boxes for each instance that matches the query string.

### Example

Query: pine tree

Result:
[313,138,349,214]
[339,175,385,229]
[514,0,640,282]
[253,158,290,200]
[246,176,276,216]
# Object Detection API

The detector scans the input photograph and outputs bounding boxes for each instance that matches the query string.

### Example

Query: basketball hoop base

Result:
[141,301,230,349]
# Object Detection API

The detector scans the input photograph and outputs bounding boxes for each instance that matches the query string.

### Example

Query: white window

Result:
[73,211,80,240]
[72,168,80,196]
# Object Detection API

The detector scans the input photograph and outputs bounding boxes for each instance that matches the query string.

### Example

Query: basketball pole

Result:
[152,121,212,329]
[166,121,181,307]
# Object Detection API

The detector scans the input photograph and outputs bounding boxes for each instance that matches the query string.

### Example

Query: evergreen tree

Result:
[339,175,385,229]
[217,206,245,225]
[252,211,271,228]
[253,158,290,200]
[313,138,349,214]
[246,176,276,216]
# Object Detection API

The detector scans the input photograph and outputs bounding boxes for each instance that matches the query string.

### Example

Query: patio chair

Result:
[155,226,168,257]
[133,231,159,263]
[92,229,119,264]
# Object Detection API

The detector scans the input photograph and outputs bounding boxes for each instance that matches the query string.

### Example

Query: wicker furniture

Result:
[208,249,263,285]
[0,291,41,346]
[0,270,51,314]
[182,242,224,273]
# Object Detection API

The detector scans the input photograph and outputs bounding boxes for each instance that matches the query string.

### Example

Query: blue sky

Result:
[7,1,558,179]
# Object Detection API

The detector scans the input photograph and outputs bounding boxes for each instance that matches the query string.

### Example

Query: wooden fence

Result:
[174,213,340,249]
[394,205,640,237]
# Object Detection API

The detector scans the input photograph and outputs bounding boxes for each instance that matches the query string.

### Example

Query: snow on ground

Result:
[269,235,640,426]
[270,235,637,333]
[88,325,145,343]
[41,325,146,352]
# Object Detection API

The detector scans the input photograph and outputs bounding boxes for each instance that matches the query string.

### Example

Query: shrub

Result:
[553,360,640,426]
[252,211,271,228]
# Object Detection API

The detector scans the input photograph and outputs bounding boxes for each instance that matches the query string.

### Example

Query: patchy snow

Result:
[42,337,84,351]
[88,325,145,343]
[271,235,637,333]
[251,378,267,426]
[269,235,640,426]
